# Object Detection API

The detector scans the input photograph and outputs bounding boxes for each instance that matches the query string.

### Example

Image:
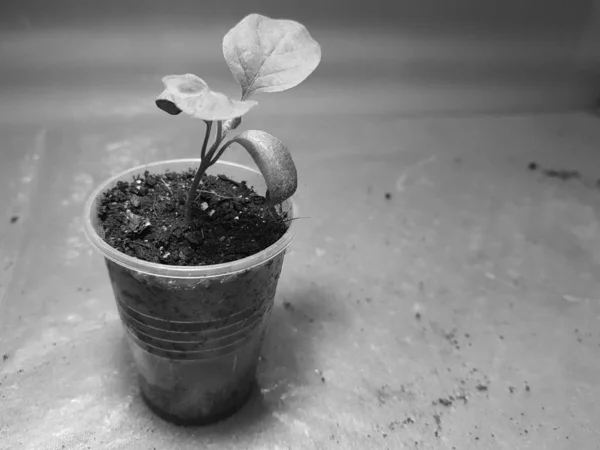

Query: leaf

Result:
[223,14,321,100]
[228,130,297,204]
[156,74,258,121]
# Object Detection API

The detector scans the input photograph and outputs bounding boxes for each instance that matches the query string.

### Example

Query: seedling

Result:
[156,14,321,222]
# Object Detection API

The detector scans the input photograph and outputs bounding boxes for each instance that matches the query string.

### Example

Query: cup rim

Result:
[83,158,297,279]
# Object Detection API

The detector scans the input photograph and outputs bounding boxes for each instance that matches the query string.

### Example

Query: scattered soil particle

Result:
[9,216,19,224]
[528,163,586,182]
[476,384,489,392]
[283,301,294,311]
[455,393,468,404]
[402,417,415,425]
[315,369,325,383]
[97,169,289,266]
[509,386,515,394]
[525,383,531,392]
[544,168,580,180]
[415,312,422,321]
[443,330,460,350]
[388,421,402,431]
[384,192,392,200]
[2,354,8,361]
[436,397,453,407]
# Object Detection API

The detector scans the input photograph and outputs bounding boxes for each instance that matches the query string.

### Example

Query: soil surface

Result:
[97,168,289,266]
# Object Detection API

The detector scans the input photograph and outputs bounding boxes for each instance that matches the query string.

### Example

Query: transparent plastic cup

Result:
[83,159,296,425]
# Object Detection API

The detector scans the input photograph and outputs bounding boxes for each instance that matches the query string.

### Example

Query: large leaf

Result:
[156,74,257,121]
[223,14,321,100]
[229,130,297,204]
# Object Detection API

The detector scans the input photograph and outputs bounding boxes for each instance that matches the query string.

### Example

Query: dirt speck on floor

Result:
[435,397,454,407]
[283,301,294,311]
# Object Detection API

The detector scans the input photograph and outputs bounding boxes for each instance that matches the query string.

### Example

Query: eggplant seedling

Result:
[156,13,321,223]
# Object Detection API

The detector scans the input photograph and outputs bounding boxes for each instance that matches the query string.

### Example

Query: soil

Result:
[139,369,256,426]
[97,168,289,266]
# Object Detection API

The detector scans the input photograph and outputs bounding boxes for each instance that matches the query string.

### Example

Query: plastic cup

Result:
[83,159,296,425]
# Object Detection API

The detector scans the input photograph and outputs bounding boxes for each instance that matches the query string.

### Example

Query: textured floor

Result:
[1,23,600,450]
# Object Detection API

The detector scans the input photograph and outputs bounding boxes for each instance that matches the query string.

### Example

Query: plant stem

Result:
[184,120,227,224]
[200,121,213,160]
[205,120,224,161]
[210,138,235,164]
[185,157,211,223]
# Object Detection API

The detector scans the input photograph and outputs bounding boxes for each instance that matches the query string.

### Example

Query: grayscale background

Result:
[1,1,599,449]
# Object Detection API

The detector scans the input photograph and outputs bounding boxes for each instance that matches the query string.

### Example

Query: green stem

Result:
[184,116,243,224]
[184,120,226,224]
[200,121,212,161]
[204,120,224,161]
[185,157,211,223]
[210,138,236,164]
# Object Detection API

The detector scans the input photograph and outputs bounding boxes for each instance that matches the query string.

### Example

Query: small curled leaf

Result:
[156,99,182,115]
[223,14,321,100]
[227,130,297,204]
[223,116,242,134]
[156,73,257,121]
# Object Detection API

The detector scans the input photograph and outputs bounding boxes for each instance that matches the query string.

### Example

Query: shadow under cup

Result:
[83,159,296,425]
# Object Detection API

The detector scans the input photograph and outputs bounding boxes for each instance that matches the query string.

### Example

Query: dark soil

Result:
[140,372,256,426]
[97,168,289,266]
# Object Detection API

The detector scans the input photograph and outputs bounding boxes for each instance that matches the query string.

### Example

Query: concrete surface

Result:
[2,21,600,450]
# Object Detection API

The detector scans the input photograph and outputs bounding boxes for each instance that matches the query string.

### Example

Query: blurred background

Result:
[0,0,598,122]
